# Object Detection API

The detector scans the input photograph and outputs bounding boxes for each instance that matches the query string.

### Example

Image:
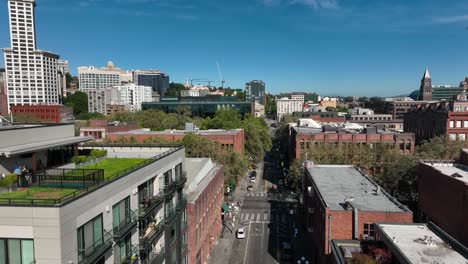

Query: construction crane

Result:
[216,62,225,88]
[190,78,215,88]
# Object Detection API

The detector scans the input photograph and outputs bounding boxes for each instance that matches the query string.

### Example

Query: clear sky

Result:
[0,0,467,96]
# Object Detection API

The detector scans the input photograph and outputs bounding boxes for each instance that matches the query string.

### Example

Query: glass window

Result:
[77,214,103,261]
[449,134,457,140]
[457,121,462,128]
[464,121,468,128]
[113,196,130,230]
[449,121,454,128]
[459,134,466,141]
[7,240,20,264]
[0,240,4,264]
[21,240,34,264]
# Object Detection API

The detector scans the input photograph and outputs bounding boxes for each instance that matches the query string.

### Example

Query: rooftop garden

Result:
[79,158,147,178]
[0,187,76,199]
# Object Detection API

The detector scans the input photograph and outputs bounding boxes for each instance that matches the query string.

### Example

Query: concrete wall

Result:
[0,124,74,148]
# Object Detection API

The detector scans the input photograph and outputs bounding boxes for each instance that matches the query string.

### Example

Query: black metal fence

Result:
[34,168,104,189]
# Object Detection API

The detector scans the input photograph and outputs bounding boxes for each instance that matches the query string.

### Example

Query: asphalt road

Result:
[227,146,297,264]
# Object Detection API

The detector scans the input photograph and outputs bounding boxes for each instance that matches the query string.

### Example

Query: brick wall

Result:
[418,163,468,247]
[186,166,224,264]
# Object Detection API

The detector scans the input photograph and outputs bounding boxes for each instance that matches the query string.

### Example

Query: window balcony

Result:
[148,246,165,264]
[163,182,177,197]
[165,207,177,225]
[139,221,164,252]
[175,172,187,189]
[114,210,138,241]
[78,230,113,264]
[121,245,139,264]
[139,195,163,220]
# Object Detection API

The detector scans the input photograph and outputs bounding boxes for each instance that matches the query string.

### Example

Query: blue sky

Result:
[0,0,468,96]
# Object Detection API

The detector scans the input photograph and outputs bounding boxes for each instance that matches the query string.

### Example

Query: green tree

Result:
[167,83,187,97]
[64,91,88,116]
[65,73,73,88]
[182,133,219,158]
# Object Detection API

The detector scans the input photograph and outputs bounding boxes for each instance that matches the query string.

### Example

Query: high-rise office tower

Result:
[133,70,169,97]
[2,0,61,109]
[245,80,266,105]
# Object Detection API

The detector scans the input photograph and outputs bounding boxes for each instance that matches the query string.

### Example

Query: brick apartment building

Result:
[290,125,415,160]
[108,128,245,155]
[303,164,413,264]
[385,100,436,119]
[185,158,224,264]
[79,119,139,140]
[404,95,468,143]
[10,105,73,123]
[293,111,345,123]
[418,150,468,247]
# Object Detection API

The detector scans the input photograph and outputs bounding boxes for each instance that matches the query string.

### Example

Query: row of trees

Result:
[107,108,271,190]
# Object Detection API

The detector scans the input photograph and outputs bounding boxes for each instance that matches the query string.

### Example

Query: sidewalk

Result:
[209,162,263,264]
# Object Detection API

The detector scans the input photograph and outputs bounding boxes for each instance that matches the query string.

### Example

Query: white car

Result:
[237,227,246,239]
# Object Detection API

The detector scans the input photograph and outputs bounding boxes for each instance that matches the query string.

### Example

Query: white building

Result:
[114,84,153,112]
[291,94,305,102]
[180,85,210,97]
[58,59,69,74]
[276,97,303,120]
[2,0,61,109]
[78,61,130,92]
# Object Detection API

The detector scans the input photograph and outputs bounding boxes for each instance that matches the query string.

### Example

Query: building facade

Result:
[418,153,468,247]
[2,0,61,110]
[385,100,436,119]
[185,159,224,264]
[10,104,73,123]
[57,59,68,99]
[80,119,139,141]
[78,61,124,92]
[0,139,188,264]
[142,97,254,118]
[291,126,415,160]
[302,164,413,264]
[245,80,265,105]
[404,96,468,143]
[108,128,245,155]
[276,97,303,120]
[114,84,153,112]
[418,69,465,101]
[134,70,169,97]
[0,68,8,115]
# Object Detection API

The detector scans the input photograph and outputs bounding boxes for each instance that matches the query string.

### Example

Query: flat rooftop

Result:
[185,158,222,201]
[376,223,468,264]
[110,128,242,136]
[307,165,409,212]
[422,161,468,184]
[293,126,411,135]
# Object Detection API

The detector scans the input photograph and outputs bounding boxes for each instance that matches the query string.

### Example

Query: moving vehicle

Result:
[237,227,246,239]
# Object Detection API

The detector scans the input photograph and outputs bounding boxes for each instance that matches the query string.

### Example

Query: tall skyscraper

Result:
[2,0,61,110]
[245,80,266,105]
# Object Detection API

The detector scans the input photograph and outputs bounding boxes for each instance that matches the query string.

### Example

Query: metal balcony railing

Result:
[78,230,113,264]
[122,245,139,264]
[113,210,138,240]
[139,221,164,251]
[148,246,165,264]
[138,195,163,219]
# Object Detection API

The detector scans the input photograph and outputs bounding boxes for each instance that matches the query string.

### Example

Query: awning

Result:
[0,136,93,157]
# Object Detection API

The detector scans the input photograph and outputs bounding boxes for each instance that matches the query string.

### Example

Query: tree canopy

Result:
[64,91,88,116]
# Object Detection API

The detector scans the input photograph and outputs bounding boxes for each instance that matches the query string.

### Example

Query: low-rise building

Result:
[293,111,345,123]
[107,127,245,155]
[331,222,468,264]
[142,97,254,118]
[10,105,74,123]
[80,119,139,141]
[290,122,415,160]
[404,93,468,143]
[418,152,468,247]
[254,102,265,118]
[185,158,224,264]
[385,100,437,119]
[303,164,413,264]
[319,97,337,109]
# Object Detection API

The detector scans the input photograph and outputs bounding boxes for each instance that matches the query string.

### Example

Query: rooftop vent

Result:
[451,173,463,178]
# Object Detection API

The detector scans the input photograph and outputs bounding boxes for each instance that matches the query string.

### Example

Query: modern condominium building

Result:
[114,84,153,112]
[0,125,188,264]
[245,80,265,105]
[276,97,303,120]
[134,70,169,97]
[2,0,61,109]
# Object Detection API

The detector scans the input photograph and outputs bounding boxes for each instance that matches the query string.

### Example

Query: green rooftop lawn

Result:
[80,158,147,178]
[0,187,76,200]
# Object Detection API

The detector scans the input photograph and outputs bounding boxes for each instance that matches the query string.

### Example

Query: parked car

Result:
[237,227,246,239]
[247,185,253,191]
[250,177,256,183]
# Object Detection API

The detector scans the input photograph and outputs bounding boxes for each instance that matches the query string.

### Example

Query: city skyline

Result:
[1,0,468,96]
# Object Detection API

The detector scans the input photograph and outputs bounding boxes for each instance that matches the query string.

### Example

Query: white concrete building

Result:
[291,94,305,102]
[2,0,61,109]
[114,84,153,112]
[78,61,130,92]
[58,59,69,74]
[180,85,210,97]
[276,97,303,120]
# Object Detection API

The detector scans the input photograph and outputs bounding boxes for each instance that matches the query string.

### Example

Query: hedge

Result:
[0,174,18,187]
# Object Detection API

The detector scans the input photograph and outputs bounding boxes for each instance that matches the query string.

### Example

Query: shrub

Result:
[90,149,107,159]
[73,155,88,164]
[0,174,18,187]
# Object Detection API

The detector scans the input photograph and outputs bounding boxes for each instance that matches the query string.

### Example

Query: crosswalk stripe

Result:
[256,213,261,221]
[251,214,255,221]
[264,213,268,221]
[244,213,249,221]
